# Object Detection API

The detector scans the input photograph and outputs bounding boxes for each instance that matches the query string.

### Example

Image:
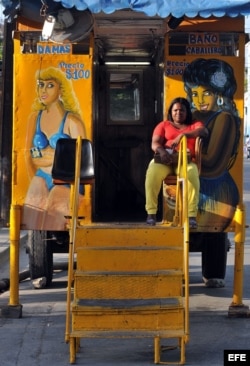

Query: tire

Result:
[201,232,228,279]
[27,230,53,287]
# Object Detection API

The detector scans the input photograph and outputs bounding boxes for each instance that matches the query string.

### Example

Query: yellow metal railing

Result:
[65,137,82,343]
[173,136,188,227]
[174,136,190,343]
[9,204,21,307]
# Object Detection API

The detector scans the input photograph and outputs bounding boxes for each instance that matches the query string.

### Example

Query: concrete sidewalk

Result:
[0,225,250,366]
[0,240,249,366]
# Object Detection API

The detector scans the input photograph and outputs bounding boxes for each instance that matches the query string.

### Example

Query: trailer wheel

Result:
[202,232,228,280]
[28,230,53,287]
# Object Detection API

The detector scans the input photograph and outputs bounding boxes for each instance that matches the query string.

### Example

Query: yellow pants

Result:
[145,159,199,217]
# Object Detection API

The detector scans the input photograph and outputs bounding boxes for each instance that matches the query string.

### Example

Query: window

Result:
[107,71,143,125]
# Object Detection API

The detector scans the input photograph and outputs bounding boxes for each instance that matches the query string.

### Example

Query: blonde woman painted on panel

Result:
[22,67,86,230]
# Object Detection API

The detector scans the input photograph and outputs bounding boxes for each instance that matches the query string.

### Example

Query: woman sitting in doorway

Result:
[145,97,208,228]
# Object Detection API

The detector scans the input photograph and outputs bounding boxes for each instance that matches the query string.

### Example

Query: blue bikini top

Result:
[32,111,70,150]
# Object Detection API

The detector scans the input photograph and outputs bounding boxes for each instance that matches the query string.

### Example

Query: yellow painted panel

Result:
[164,28,245,232]
[12,50,93,230]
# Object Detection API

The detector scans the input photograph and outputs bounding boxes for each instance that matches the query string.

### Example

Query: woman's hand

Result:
[171,134,183,149]
[156,146,173,165]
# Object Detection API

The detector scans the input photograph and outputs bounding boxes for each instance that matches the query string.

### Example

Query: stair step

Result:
[72,298,184,332]
[74,297,183,309]
[76,246,183,271]
[74,225,184,249]
[70,329,185,339]
[74,271,183,299]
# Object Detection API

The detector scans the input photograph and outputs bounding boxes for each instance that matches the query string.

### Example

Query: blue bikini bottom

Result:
[35,169,54,191]
[35,168,83,194]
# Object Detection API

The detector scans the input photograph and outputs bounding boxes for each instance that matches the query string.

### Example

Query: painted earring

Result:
[217,96,224,106]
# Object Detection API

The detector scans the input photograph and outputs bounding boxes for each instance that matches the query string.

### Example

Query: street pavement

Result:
[0,160,250,366]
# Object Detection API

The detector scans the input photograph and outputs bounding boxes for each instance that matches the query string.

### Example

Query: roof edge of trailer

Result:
[1,0,250,19]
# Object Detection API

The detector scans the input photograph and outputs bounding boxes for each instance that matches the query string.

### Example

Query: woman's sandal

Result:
[146,214,156,226]
[189,217,197,229]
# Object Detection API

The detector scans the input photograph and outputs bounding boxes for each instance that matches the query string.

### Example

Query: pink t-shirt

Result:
[153,120,204,157]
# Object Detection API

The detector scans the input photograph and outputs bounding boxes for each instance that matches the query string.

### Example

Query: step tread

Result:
[74,270,184,276]
[70,329,186,338]
[76,246,183,250]
[73,297,184,309]
[75,223,183,229]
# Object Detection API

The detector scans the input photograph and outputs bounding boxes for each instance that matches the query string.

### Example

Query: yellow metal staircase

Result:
[70,226,188,364]
[53,136,190,365]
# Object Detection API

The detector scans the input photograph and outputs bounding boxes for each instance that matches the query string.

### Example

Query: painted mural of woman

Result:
[183,58,240,231]
[22,66,86,230]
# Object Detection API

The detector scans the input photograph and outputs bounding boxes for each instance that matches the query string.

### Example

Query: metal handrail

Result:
[65,136,82,343]
[174,136,190,343]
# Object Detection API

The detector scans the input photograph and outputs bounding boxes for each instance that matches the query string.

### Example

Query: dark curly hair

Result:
[183,58,239,169]
[183,58,238,116]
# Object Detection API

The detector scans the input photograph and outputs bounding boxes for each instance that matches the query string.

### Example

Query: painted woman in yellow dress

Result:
[22,67,86,230]
[183,58,240,231]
